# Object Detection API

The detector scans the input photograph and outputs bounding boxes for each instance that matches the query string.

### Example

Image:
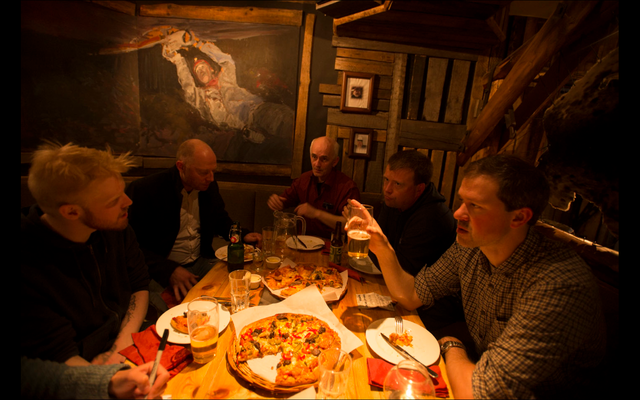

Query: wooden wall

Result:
[319,36,485,211]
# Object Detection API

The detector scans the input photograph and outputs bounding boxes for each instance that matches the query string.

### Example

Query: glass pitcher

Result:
[273,211,306,236]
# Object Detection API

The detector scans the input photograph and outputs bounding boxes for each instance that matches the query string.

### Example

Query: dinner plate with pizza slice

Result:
[365,318,439,367]
[156,302,231,344]
[215,244,255,262]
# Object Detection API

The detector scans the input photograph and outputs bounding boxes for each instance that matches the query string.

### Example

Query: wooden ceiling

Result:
[316,1,569,55]
[317,0,515,55]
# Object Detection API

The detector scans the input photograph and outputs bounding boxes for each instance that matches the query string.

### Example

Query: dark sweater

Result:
[374,183,457,276]
[20,205,150,363]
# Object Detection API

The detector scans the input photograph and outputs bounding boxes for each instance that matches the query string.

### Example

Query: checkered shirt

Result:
[415,228,607,398]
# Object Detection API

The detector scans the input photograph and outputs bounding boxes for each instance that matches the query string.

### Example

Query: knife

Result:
[293,235,308,248]
[380,333,439,378]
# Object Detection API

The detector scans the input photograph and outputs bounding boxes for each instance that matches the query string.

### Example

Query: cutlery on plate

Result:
[380,333,439,379]
[293,235,308,248]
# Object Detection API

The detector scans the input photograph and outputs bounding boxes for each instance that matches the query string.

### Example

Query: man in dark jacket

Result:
[373,150,462,332]
[126,139,261,310]
[21,142,150,366]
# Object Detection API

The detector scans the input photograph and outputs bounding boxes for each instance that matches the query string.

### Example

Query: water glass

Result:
[262,226,276,257]
[383,359,436,399]
[228,270,251,313]
[316,348,352,399]
[346,204,374,259]
[187,296,219,364]
[252,248,264,274]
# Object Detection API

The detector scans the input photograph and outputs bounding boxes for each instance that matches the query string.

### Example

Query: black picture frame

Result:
[348,128,373,159]
[340,71,374,114]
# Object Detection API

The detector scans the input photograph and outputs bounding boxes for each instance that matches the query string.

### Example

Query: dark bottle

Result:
[227,222,245,272]
[329,221,343,265]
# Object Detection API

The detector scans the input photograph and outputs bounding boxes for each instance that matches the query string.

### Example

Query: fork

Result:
[395,315,403,335]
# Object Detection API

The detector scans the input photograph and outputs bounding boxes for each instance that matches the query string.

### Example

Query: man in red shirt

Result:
[268,136,360,238]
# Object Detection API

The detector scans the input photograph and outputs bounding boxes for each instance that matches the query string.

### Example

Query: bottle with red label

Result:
[227,222,244,272]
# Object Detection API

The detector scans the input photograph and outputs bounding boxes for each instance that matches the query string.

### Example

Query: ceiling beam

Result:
[457,0,599,166]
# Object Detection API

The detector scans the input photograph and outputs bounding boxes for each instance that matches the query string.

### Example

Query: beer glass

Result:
[187,296,219,364]
[346,204,374,259]
[261,226,276,257]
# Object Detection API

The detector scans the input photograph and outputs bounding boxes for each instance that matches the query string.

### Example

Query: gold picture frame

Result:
[340,71,375,114]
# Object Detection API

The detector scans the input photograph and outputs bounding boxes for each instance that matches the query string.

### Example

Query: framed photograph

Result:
[340,71,375,114]
[348,128,373,159]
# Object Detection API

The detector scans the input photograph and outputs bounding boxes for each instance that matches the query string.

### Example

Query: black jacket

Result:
[20,205,150,363]
[125,166,245,286]
[374,183,457,276]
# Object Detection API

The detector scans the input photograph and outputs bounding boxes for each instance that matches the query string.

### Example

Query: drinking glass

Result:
[252,248,264,275]
[187,296,219,364]
[316,348,352,399]
[346,204,374,259]
[261,226,276,257]
[228,270,251,313]
[383,359,436,399]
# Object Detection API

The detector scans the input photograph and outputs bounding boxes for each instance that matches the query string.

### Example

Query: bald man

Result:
[268,136,360,238]
[126,139,261,311]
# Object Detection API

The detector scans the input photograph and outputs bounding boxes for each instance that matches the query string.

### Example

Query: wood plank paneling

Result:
[422,58,449,122]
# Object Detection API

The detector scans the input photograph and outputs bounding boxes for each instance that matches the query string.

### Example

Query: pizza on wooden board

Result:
[265,264,343,297]
[235,313,342,386]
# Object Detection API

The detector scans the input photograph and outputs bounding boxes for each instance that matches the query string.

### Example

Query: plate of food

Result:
[285,235,325,251]
[215,243,255,262]
[348,256,382,275]
[263,262,347,301]
[365,317,439,366]
[156,302,231,344]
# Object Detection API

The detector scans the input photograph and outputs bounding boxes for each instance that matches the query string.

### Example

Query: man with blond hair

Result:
[267,136,360,238]
[126,139,261,310]
[21,142,150,366]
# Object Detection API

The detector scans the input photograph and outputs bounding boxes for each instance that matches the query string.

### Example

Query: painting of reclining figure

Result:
[21,1,298,165]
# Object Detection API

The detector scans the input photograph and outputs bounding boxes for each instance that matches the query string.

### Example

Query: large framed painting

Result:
[21,1,300,166]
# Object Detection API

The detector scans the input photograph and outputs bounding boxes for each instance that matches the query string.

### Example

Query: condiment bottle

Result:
[227,222,245,272]
[329,221,343,265]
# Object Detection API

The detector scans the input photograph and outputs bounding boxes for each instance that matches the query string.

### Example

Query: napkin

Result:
[329,261,364,283]
[119,325,192,378]
[161,287,180,310]
[367,358,449,398]
[321,239,331,254]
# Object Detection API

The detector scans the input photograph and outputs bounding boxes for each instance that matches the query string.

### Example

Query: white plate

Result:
[156,302,231,344]
[285,235,325,250]
[215,244,254,262]
[365,318,439,366]
[348,256,382,275]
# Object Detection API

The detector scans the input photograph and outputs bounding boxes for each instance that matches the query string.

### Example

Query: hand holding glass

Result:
[346,204,374,259]
[187,296,219,364]
[316,348,352,399]
[228,270,251,313]
[383,359,436,399]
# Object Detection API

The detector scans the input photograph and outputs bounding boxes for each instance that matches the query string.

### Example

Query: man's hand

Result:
[169,266,199,301]
[267,194,286,211]
[243,232,262,248]
[109,362,171,399]
[293,203,320,220]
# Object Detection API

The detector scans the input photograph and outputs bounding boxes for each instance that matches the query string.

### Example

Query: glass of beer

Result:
[187,296,219,364]
[346,204,374,259]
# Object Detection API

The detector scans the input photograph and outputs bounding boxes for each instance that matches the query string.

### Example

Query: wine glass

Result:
[383,359,436,399]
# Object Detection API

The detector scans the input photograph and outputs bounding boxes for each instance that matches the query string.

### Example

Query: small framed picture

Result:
[348,128,373,159]
[340,71,375,114]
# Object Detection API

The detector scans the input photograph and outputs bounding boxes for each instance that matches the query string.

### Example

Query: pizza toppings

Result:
[389,331,413,347]
[265,264,343,298]
[235,313,341,386]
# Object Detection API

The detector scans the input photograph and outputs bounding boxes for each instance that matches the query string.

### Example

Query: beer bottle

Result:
[227,222,245,272]
[329,221,343,265]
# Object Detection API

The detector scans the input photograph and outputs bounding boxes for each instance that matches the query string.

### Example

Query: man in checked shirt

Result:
[353,155,606,398]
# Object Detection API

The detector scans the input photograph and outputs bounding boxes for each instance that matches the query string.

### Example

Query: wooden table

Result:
[163,245,454,399]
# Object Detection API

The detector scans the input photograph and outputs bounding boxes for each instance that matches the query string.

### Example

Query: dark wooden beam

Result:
[457,1,599,166]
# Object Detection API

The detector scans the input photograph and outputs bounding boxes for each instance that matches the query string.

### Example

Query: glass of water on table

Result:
[228,270,251,313]
[346,204,374,259]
